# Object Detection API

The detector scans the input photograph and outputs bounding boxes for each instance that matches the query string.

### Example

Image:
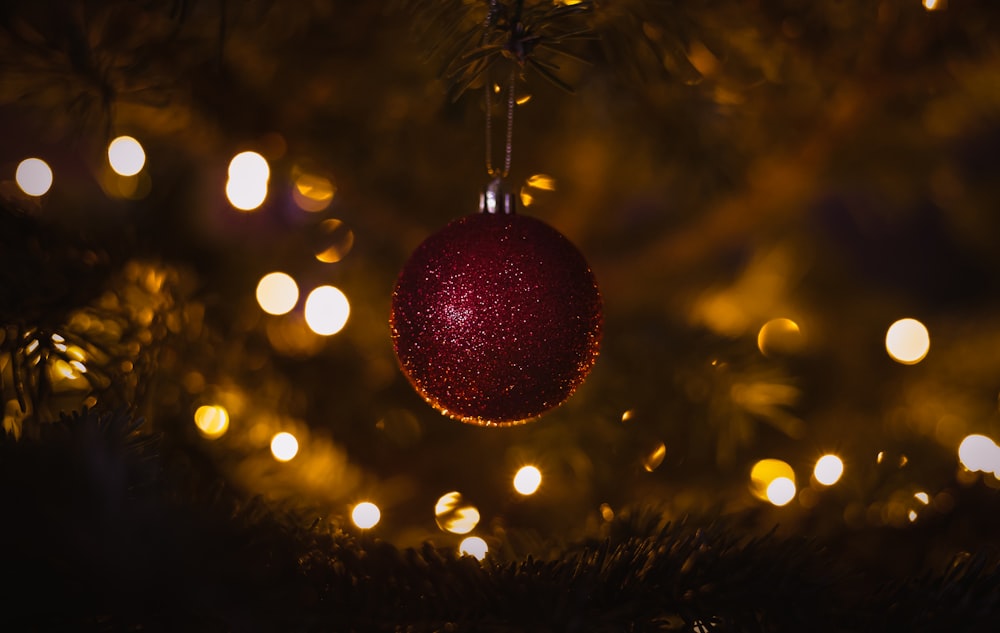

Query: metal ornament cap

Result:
[390,202,602,426]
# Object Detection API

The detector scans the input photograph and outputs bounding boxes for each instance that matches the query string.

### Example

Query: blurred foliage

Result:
[2,409,999,631]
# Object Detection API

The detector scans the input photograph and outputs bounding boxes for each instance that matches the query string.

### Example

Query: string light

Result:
[107,136,146,176]
[885,318,930,365]
[458,536,488,560]
[352,502,381,529]
[304,286,350,335]
[194,404,229,439]
[766,477,796,506]
[270,431,299,462]
[957,434,1000,473]
[15,158,53,196]
[813,454,844,486]
[226,151,269,211]
[434,492,481,534]
[757,317,802,357]
[643,442,666,472]
[256,272,299,315]
[750,459,796,502]
[513,466,542,495]
[292,172,335,212]
[313,219,354,263]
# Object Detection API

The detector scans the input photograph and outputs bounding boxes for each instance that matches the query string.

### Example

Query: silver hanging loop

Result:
[479,177,517,215]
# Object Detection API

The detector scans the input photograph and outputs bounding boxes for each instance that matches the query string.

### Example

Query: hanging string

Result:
[502,68,516,178]
[483,1,517,180]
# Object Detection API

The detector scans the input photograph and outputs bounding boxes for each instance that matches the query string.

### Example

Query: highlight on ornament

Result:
[304,285,350,335]
[107,135,146,176]
[226,151,270,211]
[15,157,53,196]
[458,536,488,561]
[194,404,230,439]
[885,318,930,365]
[256,272,300,315]
[351,501,381,529]
[813,454,844,486]
[513,465,542,495]
[270,431,299,462]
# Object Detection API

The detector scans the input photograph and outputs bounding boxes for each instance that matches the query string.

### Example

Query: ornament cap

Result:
[479,178,517,215]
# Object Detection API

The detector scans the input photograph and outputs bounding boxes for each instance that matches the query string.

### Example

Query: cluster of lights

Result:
[755,316,932,366]
[187,392,521,561]
[256,272,350,336]
[750,454,846,507]
[15,135,148,198]
[13,139,336,217]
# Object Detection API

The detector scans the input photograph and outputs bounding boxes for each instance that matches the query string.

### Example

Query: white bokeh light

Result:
[304,286,350,335]
[15,158,53,196]
[108,136,146,176]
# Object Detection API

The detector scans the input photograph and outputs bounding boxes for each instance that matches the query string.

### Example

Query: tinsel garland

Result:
[1,409,998,632]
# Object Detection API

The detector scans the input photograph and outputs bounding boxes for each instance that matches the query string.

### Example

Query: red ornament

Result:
[390,203,602,426]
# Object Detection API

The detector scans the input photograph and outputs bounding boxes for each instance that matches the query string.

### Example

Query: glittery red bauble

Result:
[390,213,602,426]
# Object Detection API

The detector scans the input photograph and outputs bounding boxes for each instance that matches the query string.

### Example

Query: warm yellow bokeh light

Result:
[766,477,797,506]
[293,173,335,212]
[513,465,542,495]
[958,434,1000,473]
[226,178,268,211]
[15,158,53,196]
[757,317,802,357]
[226,151,270,211]
[229,151,270,181]
[107,136,146,176]
[914,491,930,505]
[813,454,844,486]
[314,219,355,263]
[270,431,299,462]
[525,173,557,191]
[458,536,488,560]
[434,492,481,534]
[923,0,945,10]
[194,404,229,439]
[352,501,381,529]
[304,285,350,335]
[256,272,299,315]
[749,458,796,501]
[643,442,666,472]
[885,318,930,365]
